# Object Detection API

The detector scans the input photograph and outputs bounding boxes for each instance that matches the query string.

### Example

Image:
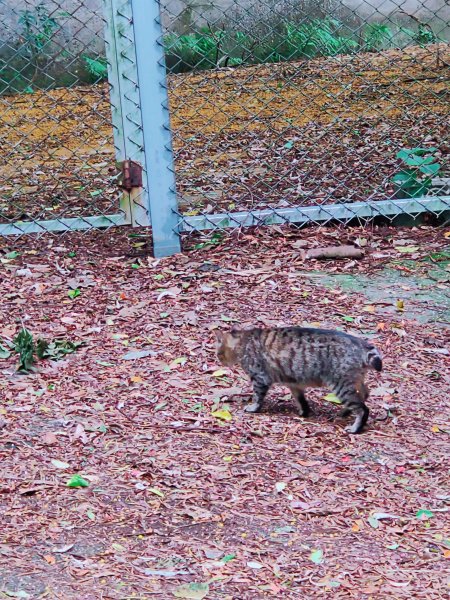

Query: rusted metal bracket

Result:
[119,160,143,191]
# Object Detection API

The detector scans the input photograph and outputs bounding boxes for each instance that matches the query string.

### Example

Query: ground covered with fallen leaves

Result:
[1,224,449,598]
[1,44,448,222]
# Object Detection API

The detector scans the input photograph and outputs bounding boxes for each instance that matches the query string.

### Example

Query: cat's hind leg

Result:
[287,385,310,417]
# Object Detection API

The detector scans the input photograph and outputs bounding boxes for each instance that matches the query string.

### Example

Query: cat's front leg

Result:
[245,378,270,413]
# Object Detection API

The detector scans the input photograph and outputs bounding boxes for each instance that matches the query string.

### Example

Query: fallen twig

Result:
[305,245,364,260]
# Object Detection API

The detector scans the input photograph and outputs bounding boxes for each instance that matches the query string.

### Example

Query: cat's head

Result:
[215,328,242,366]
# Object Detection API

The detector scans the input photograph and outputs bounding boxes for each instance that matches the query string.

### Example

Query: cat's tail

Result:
[364,343,383,372]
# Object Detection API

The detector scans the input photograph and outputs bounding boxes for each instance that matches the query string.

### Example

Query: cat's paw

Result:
[298,407,310,418]
[345,423,362,434]
[245,402,261,413]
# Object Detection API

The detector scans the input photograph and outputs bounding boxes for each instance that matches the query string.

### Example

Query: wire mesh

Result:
[0,0,126,237]
[0,1,449,251]
[160,0,450,235]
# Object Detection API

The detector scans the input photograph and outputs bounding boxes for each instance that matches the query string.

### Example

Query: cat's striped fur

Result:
[215,327,382,434]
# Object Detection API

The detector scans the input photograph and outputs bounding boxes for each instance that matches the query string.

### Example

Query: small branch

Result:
[305,245,364,260]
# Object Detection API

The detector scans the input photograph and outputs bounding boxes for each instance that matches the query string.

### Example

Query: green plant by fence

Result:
[1,5,447,91]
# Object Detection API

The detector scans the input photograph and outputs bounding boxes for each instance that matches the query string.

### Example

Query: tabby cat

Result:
[215,326,382,434]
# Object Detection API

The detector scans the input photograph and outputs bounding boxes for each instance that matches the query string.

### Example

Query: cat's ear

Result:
[214,330,224,343]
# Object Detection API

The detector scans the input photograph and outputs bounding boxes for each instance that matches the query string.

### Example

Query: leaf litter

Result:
[0,224,449,598]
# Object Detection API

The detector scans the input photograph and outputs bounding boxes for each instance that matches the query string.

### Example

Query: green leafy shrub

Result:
[363,23,393,51]
[288,18,357,59]
[18,4,60,57]
[17,3,65,90]
[165,19,358,73]
[83,56,108,81]
[14,327,35,371]
[413,24,436,46]
[165,29,218,72]
[392,148,441,198]
[3,327,83,372]
[1,3,68,93]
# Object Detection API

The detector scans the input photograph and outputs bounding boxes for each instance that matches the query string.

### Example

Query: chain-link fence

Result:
[0,1,121,234]
[0,0,449,256]
[0,0,164,242]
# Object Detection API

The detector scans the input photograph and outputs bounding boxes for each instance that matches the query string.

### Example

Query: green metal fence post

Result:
[130,0,181,257]
[104,0,151,228]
